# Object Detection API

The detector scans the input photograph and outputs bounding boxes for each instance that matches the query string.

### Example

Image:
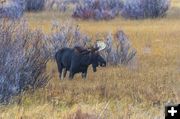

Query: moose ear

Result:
[74,46,88,54]
[91,47,99,53]
[74,46,85,53]
[80,50,91,55]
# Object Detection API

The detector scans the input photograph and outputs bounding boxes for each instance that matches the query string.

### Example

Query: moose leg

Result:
[81,72,87,80]
[69,72,75,80]
[82,68,88,80]
[63,69,67,79]
[69,63,77,80]
[61,69,65,80]
[57,63,63,80]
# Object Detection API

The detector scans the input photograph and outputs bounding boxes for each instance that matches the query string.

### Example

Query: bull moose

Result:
[55,42,106,79]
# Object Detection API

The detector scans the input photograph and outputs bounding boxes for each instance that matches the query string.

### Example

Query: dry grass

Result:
[0,0,180,118]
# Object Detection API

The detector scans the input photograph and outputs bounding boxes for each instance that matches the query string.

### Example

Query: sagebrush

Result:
[0,20,49,103]
[122,0,170,19]
[72,0,124,20]
[25,0,45,11]
[0,0,25,19]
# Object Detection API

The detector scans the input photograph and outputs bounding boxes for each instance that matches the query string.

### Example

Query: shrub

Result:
[102,31,136,65]
[44,0,80,12]
[45,0,68,12]
[46,22,91,57]
[121,0,170,19]
[72,0,124,20]
[0,20,50,103]
[25,0,45,11]
[0,0,25,19]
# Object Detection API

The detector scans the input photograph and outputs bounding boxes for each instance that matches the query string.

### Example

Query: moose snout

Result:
[100,62,106,67]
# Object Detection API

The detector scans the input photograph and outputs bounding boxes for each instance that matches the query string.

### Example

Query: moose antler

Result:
[96,41,106,51]
[86,41,106,52]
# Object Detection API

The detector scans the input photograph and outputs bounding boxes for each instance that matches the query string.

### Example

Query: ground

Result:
[0,0,180,119]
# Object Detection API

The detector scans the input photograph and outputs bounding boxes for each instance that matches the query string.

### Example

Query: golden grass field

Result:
[0,0,180,119]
